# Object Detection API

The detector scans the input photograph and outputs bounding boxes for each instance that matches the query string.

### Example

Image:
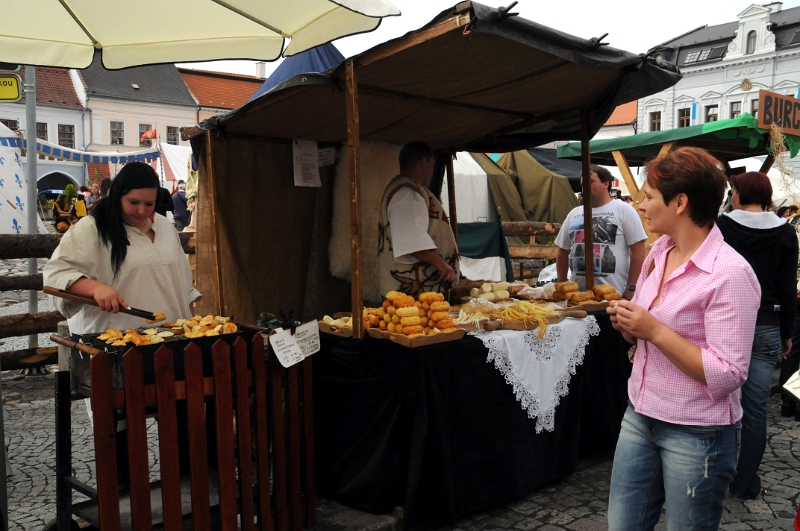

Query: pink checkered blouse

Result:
[628,224,761,425]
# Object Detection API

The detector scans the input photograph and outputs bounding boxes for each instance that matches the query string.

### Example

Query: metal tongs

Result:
[43,286,158,321]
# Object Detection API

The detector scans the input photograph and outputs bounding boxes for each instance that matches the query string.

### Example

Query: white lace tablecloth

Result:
[469,316,600,433]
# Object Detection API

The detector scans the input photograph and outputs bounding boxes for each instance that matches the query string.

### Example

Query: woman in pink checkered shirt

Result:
[606,147,761,531]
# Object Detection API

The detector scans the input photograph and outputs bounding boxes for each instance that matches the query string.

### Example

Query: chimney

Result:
[255,61,267,79]
[764,2,782,13]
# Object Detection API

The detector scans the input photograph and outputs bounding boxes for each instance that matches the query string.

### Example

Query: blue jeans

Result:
[608,403,740,531]
[729,324,782,500]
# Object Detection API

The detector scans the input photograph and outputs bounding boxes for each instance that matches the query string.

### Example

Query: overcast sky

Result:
[180,0,800,77]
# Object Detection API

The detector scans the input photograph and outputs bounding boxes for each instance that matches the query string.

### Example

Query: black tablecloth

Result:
[313,314,631,526]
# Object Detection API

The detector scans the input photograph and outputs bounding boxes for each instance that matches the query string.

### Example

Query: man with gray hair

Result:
[171,180,190,231]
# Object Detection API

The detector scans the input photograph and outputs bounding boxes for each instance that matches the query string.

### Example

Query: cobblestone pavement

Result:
[2,393,798,530]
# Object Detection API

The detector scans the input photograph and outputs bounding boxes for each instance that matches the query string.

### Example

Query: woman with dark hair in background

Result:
[606,147,760,530]
[718,172,797,501]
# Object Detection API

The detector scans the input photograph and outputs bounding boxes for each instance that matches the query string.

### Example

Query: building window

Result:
[705,105,718,123]
[58,124,75,148]
[730,101,742,119]
[110,121,125,145]
[139,123,153,147]
[678,108,691,128]
[685,51,701,63]
[36,122,47,140]
[0,118,18,131]
[649,111,661,131]
[751,99,759,119]
[747,31,757,54]
[166,126,179,145]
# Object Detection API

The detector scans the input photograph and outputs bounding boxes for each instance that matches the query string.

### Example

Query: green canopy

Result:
[557,113,800,166]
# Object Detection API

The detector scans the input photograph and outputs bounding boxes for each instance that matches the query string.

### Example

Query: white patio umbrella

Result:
[1,0,400,69]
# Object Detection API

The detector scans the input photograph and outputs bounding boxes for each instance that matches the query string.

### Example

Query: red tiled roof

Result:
[178,68,263,110]
[17,67,83,109]
[604,101,637,126]
[87,162,110,184]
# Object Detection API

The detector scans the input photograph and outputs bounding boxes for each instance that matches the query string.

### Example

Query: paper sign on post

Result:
[269,329,306,368]
[294,321,321,358]
[318,147,337,167]
[784,370,800,401]
[293,139,322,187]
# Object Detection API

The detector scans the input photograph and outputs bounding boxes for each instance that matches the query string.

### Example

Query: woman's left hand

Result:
[612,299,661,343]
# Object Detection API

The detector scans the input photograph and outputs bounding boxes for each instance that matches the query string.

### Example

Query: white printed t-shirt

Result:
[555,200,647,293]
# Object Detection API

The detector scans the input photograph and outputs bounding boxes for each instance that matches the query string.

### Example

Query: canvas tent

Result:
[247,43,345,103]
[0,123,48,235]
[183,1,681,333]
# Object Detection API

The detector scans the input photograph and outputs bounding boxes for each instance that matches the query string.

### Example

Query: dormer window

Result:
[684,46,726,65]
[746,31,757,54]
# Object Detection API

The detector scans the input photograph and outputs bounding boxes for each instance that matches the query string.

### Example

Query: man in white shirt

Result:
[555,166,646,298]
[377,142,459,297]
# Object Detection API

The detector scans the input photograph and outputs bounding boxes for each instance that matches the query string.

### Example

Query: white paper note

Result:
[269,328,306,368]
[292,139,321,187]
[318,147,337,167]
[784,370,800,401]
[294,321,321,358]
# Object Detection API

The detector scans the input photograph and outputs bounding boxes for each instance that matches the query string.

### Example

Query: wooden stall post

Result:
[345,58,365,338]
[760,154,775,173]
[612,149,657,246]
[205,130,226,316]
[446,154,459,245]
[580,108,594,289]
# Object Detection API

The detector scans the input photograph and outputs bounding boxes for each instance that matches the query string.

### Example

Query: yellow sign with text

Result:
[0,74,21,102]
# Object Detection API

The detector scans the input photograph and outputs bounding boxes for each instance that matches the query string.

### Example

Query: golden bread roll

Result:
[384,313,391,323]
[430,301,450,312]
[603,292,622,301]
[592,283,616,295]
[418,307,426,317]
[400,315,421,326]
[403,325,425,335]
[430,311,450,322]
[379,320,387,330]
[387,322,396,333]
[420,316,428,327]
[555,281,579,294]
[422,302,430,311]
[429,292,445,302]
[552,291,566,300]
[391,315,400,324]
[369,316,381,327]
[566,291,595,303]
[396,306,419,318]
[382,300,392,309]
[424,327,432,334]
[171,327,184,335]
[394,296,416,308]
[435,318,455,329]
[419,292,439,303]
[385,291,404,301]
[387,305,396,315]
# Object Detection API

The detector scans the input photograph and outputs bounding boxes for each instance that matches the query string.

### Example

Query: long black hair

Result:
[92,162,159,275]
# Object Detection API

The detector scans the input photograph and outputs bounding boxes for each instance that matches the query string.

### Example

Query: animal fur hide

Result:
[329,141,402,302]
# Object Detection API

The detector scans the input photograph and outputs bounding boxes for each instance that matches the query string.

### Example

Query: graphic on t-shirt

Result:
[568,213,621,279]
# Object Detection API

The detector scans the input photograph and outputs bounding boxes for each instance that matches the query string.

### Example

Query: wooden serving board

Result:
[365,327,465,347]
[569,301,609,312]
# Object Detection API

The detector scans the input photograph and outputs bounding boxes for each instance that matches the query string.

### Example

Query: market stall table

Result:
[313,312,631,526]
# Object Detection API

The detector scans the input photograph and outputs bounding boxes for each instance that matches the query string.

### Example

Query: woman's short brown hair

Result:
[644,147,727,228]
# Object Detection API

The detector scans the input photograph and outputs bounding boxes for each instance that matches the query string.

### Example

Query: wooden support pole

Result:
[205,130,225,316]
[760,154,775,173]
[345,58,364,339]
[0,234,60,259]
[446,155,459,245]
[0,347,58,370]
[580,108,594,289]
[612,150,656,245]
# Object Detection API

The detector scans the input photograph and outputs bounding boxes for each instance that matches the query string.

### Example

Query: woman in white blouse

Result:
[44,162,200,333]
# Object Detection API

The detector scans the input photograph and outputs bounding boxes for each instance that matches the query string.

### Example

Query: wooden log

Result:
[0,311,63,339]
[501,222,561,236]
[0,346,58,370]
[0,273,42,291]
[508,245,560,260]
[0,233,194,260]
[0,234,60,259]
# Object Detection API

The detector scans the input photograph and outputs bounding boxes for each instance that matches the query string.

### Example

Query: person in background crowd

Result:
[556,165,647,297]
[606,147,760,531]
[781,212,800,421]
[777,205,798,219]
[85,184,101,212]
[79,185,90,200]
[100,178,112,199]
[717,172,798,501]
[172,181,190,232]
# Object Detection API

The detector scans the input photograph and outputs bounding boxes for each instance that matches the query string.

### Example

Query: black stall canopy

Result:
[184,1,681,332]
